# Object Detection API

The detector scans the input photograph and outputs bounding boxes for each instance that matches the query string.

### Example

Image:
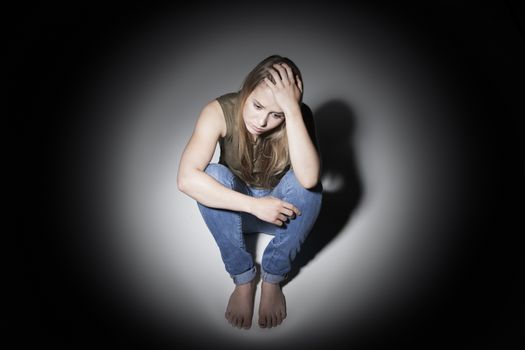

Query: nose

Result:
[257,116,267,127]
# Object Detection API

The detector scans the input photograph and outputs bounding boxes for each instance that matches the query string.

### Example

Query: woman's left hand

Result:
[264,63,303,116]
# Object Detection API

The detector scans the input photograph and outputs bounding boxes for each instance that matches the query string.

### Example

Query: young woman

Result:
[177,55,322,330]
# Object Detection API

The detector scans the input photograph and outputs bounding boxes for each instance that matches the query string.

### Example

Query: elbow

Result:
[298,176,320,190]
[295,166,321,190]
[177,175,189,193]
[294,159,321,190]
[178,168,203,194]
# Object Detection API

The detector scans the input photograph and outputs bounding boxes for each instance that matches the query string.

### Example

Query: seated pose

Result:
[177,55,322,330]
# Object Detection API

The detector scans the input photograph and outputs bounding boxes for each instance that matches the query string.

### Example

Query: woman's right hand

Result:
[249,196,301,226]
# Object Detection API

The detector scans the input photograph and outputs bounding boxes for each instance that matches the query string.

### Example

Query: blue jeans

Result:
[197,163,323,285]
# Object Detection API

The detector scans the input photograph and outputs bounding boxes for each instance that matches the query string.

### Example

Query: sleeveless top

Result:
[216,92,290,189]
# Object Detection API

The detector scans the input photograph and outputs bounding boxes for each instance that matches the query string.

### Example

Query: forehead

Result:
[248,84,283,112]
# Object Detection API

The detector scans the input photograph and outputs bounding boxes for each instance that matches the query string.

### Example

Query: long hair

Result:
[235,55,303,188]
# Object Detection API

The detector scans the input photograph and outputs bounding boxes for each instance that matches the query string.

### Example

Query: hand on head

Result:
[263,63,303,115]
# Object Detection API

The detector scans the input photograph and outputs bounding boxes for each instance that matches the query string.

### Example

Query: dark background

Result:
[13,1,523,348]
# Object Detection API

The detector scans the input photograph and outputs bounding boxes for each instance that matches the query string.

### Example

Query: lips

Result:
[250,124,264,133]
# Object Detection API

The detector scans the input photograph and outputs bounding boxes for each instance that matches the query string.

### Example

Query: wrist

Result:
[245,196,258,215]
[283,103,301,118]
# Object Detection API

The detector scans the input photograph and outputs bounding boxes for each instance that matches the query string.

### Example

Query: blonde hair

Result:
[235,55,303,188]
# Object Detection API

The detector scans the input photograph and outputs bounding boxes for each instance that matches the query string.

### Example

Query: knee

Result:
[204,163,236,188]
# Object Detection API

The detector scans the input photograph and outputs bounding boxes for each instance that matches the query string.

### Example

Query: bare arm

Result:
[178,99,301,226]
[177,100,256,213]
[283,104,321,189]
[265,63,321,189]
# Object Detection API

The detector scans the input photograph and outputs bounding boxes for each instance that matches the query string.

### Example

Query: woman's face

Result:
[242,83,285,138]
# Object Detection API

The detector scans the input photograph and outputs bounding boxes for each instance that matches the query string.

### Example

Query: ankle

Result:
[235,280,255,290]
[262,281,281,289]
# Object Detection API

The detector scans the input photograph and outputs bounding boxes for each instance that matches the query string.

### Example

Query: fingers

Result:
[282,201,301,217]
[278,214,288,222]
[296,75,303,93]
[282,207,295,218]
[263,77,276,90]
[262,196,301,226]
[267,63,295,88]
[273,215,288,227]
[272,203,301,226]
[267,67,283,88]
[274,63,294,83]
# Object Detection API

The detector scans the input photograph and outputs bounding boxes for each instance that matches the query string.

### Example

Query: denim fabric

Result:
[197,163,323,285]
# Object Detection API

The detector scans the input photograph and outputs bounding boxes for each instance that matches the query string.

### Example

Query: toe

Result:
[272,314,278,327]
[258,315,267,328]
[267,315,273,328]
[276,314,283,325]
[242,318,251,329]
[238,317,244,329]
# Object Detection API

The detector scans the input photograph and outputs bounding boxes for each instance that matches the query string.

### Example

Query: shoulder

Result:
[198,98,227,138]
[215,91,240,137]
[217,91,239,104]
[216,91,240,113]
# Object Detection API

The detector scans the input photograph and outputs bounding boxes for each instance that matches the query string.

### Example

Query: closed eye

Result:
[253,100,283,118]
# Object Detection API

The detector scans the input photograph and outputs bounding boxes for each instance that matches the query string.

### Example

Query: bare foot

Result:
[225,280,256,329]
[258,281,287,328]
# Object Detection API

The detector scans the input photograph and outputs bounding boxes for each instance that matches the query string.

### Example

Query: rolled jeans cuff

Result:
[261,268,287,284]
[231,265,257,285]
